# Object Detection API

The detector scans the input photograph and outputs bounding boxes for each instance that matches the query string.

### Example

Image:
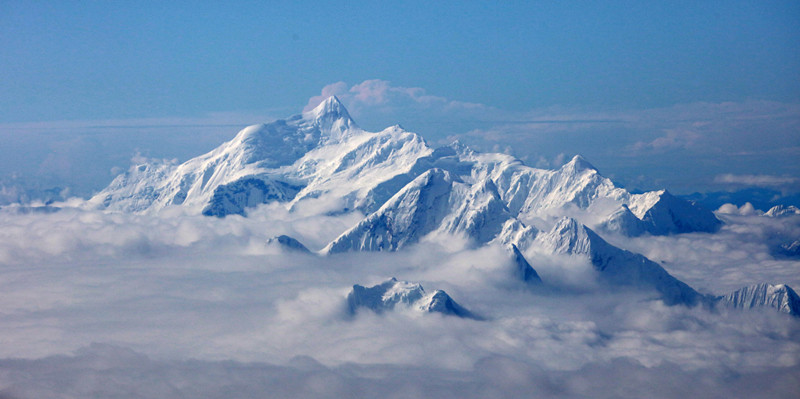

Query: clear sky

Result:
[1,1,799,201]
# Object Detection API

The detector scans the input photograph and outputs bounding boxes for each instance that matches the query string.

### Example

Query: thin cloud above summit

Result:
[305,80,491,114]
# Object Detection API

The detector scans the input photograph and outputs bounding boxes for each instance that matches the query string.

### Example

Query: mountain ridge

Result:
[86,97,758,312]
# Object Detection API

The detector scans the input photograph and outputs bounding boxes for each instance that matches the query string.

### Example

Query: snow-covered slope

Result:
[535,217,704,306]
[88,97,434,217]
[765,205,800,217]
[88,97,354,214]
[598,204,648,237]
[324,169,457,253]
[509,244,542,284]
[718,283,800,316]
[86,97,738,308]
[91,97,720,238]
[600,190,721,236]
[323,167,516,253]
[491,155,628,217]
[346,278,477,319]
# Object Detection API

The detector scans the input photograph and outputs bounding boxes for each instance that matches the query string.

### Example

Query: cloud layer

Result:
[2,343,798,399]
[0,204,799,397]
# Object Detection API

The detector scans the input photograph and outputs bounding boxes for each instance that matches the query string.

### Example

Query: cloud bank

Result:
[2,343,798,399]
[0,204,799,397]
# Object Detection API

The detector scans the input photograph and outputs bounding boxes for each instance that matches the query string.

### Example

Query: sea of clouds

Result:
[0,201,798,398]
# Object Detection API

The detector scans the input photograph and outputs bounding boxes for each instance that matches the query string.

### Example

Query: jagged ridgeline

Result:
[89,97,720,233]
[88,97,798,316]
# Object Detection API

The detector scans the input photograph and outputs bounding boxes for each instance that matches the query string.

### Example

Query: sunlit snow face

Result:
[0,202,799,398]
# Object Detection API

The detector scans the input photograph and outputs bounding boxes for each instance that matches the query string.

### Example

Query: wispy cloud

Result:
[305,79,487,113]
[714,174,800,188]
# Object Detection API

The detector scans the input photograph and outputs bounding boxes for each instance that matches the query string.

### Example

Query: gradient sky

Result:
[1,1,799,200]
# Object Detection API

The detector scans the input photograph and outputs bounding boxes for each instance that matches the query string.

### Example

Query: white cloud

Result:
[714,173,800,188]
[304,79,492,125]
[630,127,702,151]
[3,343,798,399]
[716,202,761,216]
[0,206,799,398]
[604,213,800,294]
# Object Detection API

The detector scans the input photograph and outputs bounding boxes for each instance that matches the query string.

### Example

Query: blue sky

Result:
[1,1,799,201]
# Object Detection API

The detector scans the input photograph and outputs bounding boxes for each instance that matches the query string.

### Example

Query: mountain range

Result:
[87,97,798,317]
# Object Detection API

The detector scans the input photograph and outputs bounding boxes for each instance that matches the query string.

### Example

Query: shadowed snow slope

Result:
[323,168,515,253]
[536,217,704,306]
[266,234,311,253]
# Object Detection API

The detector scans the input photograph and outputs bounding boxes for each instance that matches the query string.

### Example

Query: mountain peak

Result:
[446,140,474,156]
[346,278,477,318]
[719,283,800,316]
[302,95,359,144]
[561,155,596,172]
[306,96,351,121]
[537,217,604,256]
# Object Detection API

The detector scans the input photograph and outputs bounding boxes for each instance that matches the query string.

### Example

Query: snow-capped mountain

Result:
[346,278,477,318]
[600,190,721,236]
[89,97,434,217]
[90,97,719,236]
[718,283,800,316]
[765,205,800,217]
[323,168,513,253]
[88,97,745,311]
[534,217,704,306]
